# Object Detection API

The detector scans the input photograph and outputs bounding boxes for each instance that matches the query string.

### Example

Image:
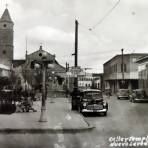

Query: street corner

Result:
[66,110,95,132]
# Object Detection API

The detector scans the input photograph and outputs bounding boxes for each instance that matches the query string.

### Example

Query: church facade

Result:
[13,46,66,92]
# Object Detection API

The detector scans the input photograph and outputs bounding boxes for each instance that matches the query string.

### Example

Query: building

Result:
[0,8,66,92]
[0,8,14,89]
[92,73,103,90]
[0,8,13,67]
[66,66,103,91]
[78,72,93,90]
[78,72,103,90]
[103,53,148,93]
[136,56,148,95]
[13,46,66,91]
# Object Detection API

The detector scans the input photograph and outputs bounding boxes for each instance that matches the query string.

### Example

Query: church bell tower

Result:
[0,8,14,66]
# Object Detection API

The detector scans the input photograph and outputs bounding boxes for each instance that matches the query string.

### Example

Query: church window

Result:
[39,53,42,57]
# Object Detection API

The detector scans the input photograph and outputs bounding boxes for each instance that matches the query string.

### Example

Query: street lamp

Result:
[48,71,57,102]
[31,46,55,122]
[121,49,125,86]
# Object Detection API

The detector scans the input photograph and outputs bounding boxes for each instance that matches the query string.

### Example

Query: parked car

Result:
[129,89,148,103]
[117,89,130,99]
[78,89,108,116]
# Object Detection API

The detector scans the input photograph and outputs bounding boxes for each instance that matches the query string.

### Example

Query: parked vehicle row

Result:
[117,88,148,103]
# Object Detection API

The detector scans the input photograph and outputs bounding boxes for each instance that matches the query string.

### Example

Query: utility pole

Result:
[71,19,79,110]
[121,49,124,84]
[66,62,69,72]
[25,37,28,93]
[75,20,78,67]
[74,19,78,89]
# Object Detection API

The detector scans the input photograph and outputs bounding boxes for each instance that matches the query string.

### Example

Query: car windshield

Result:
[135,90,146,97]
[84,91,102,100]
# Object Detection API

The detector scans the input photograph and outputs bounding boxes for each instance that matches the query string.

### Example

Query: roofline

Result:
[103,53,148,65]
[135,56,148,63]
[0,8,13,24]
[27,49,55,57]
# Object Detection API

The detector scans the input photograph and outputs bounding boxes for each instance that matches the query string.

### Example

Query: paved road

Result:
[86,95,148,147]
[0,96,148,148]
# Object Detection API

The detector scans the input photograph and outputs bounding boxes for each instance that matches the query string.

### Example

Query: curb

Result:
[0,115,95,134]
[0,98,95,134]
[0,126,94,134]
[74,110,95,130]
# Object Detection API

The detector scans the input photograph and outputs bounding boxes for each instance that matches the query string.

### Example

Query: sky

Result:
[0,0,148,73]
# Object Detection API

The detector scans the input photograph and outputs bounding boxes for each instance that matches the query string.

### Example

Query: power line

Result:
[90,0,121,30]
[78,0,121,31]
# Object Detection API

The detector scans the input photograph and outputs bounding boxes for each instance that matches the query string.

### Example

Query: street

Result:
[1,1,148,148]
[86,95,148,147]
[0,96,148,148]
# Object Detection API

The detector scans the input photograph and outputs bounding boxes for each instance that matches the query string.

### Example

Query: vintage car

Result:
[117,89,130,99]
[78,89,108,116]
[129,89,148,103]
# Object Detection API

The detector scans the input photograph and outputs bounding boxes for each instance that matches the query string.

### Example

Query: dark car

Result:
[78,89,108,116]
[117,89,130,99]
[129,89,148,103]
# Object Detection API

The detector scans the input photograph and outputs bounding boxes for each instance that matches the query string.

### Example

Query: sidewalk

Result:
[0,97,94,133]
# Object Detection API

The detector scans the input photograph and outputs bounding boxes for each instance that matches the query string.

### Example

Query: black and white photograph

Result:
[0,0,148,147]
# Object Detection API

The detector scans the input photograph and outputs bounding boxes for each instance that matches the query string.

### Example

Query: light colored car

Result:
[129,89,148,103]
[117,89,130,99]
[78,89,108,116]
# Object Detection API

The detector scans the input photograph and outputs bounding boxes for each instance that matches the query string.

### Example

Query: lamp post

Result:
[48,71,56,103]
[31,46,55,122]
[121,49,125,87]
[39,63,47,122]
[121,49,124,81]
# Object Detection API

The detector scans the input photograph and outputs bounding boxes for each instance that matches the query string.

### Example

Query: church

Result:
[0,8,66,92]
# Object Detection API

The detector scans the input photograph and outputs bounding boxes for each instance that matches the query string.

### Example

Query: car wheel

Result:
[105,103,108,110]
[78,106,82,113]
[71,100,77,110]
[104,112,107,116]
[71,105,76,110]
[71,103,75,110]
